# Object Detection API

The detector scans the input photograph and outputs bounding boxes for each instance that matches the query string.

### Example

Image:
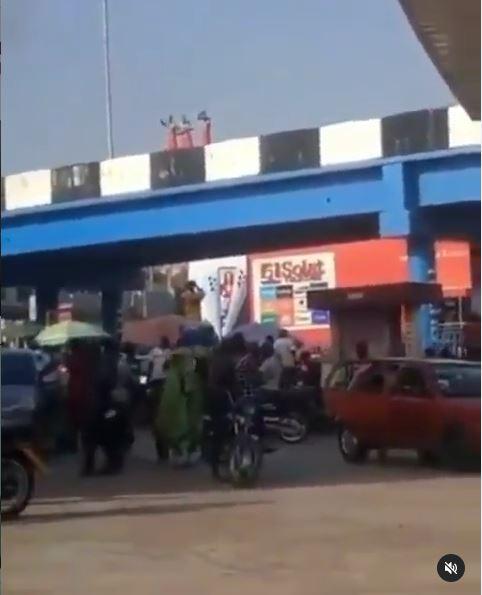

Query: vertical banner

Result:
[28,293,37,322]
[217,267,236,335]
[188,256,247,336]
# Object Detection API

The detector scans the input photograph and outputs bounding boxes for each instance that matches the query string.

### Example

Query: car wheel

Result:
[338,426,367,463]
[1,456,35,519]
[441,429,472,471]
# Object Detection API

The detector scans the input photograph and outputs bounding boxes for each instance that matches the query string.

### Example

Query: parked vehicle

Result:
[259,390,310,444]
[1,349,48,517]
[2,349,42,429]
[2,427,46,518]
[324,358,480,468]
[203,394,264,487]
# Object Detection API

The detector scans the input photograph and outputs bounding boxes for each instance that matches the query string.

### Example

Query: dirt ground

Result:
[2,433,480,595]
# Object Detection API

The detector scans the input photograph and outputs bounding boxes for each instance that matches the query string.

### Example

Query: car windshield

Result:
[433,363,480,398]
[327,362,368,389]
[1,352,37,386]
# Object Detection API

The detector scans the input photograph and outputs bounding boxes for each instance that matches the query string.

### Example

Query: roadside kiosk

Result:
[307,282,443,359]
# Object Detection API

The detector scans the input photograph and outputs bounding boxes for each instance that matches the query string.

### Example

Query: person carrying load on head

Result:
[181,281,205,322]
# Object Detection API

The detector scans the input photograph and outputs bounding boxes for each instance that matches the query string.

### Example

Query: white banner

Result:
[28,293,37,322]
[188,255,247,336]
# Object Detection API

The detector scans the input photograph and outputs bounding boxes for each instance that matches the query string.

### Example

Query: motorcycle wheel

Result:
[280,412,308,444]
[229,435,263,487]
[1,456,35,519]
[216,446,234,482]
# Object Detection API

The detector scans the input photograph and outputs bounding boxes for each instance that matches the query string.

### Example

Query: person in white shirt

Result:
[260,347,283,391]
[274,329,296,366]
[148,337,171,385]
[274,329,297,388]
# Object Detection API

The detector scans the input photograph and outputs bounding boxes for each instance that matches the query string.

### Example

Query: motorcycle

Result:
[259,391,309,444]
[1,429,46,519]
[204,393,264,487]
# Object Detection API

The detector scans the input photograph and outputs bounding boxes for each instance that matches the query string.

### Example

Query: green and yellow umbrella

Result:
[35,320,109,347]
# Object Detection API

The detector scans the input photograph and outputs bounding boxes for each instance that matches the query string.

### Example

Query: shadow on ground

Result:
[11,498,271,525]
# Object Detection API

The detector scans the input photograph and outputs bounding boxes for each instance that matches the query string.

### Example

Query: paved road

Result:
[2,434,480,595]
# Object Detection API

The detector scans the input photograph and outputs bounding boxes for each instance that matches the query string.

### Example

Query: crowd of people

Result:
[4,312,471,481]
[58,327,320,478]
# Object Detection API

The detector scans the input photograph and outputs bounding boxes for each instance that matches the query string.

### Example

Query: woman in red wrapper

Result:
[66,342,88,426]
[65,340,97,461]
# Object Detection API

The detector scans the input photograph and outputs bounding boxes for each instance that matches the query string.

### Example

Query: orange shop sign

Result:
[260,258,329,284]
[251,252,336,329]
[435,240,472,297]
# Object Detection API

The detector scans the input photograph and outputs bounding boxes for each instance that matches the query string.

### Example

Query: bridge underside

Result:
[419,203,481,241]
[3,202,480,290]
[2,214,379,288]
[399,0,480,119]
[2,149,478,289]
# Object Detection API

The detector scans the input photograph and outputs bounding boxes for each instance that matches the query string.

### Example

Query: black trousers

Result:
[79,415,99,475]
[208,417,231,477]
[205,389,232,477]
[80,404,129,474]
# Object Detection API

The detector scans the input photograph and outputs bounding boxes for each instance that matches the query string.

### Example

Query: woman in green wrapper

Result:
[155,348,204,466]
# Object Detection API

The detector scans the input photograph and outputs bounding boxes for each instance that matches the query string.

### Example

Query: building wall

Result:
[248,238,472,347]
[1,239,474,345]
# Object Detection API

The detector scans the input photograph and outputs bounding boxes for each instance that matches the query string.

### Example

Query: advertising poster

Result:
[188,255,247,337]
[251,252,336,330]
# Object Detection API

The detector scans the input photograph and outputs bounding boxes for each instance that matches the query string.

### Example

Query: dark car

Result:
[1,349,40,430]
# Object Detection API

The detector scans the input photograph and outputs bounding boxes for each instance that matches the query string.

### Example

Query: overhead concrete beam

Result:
[399,0,480,120]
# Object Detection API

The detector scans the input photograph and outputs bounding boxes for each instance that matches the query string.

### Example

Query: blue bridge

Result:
[1,107,480,339]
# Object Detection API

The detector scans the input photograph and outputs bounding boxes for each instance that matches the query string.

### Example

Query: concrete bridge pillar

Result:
[407,236,436,355]
[379,162,411,237]
[35,285,59,326]
[101,288,123,339]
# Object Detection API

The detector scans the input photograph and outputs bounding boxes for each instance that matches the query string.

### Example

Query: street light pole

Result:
[101,0,114,159]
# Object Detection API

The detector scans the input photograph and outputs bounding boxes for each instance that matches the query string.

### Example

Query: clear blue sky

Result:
[2,0,454,175]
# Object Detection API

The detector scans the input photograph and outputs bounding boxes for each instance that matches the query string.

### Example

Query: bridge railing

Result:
[1,105,479,213]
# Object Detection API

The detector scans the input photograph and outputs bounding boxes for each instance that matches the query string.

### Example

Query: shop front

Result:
[248,238,410,348]
[248,237,475,354]
[306,282,443,358]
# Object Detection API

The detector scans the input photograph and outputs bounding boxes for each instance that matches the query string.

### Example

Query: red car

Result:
[325,358,480,467]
